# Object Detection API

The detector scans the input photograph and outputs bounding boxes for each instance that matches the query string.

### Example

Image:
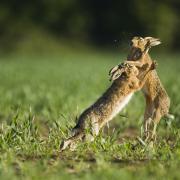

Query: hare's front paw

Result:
[109,63,127,81]
[109,65,119,76]
[150,60,158,70]
[109,68,124,81]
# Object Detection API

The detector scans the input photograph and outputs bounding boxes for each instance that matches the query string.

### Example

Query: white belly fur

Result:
[109,93,133,121]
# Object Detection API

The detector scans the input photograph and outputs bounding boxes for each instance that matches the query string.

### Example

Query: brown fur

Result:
[60,60,156,151]
[110,37,171,141]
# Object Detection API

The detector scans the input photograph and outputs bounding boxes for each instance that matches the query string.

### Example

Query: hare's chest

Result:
[109,93,133,120]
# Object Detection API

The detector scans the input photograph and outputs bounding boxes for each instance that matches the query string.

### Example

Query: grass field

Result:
[0,48,179,179]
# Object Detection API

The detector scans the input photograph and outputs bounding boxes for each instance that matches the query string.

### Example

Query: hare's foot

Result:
[145,109,161,142]
[143,118,152,141]
[143,119,158,143]
[149,123,157,142]
[143,118,156,142]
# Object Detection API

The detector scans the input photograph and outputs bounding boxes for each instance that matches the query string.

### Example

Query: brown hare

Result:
[60,59,156,151]
[109,36,173,141]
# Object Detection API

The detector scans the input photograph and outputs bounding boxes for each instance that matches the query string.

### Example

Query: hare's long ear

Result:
[144,37,161,53]
[145,37,161,47]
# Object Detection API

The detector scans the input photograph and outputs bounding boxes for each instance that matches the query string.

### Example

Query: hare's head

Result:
[127,36,161,61]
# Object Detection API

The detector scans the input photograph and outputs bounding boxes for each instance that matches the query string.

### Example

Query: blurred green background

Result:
[0,0,179,53]
[0,1,180,179]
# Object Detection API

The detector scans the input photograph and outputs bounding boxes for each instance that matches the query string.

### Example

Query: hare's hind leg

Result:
[143,108,162,142]
[143,96,154,140]
[150,108,162,141]
[85,120,100,142]
[91,121,100,136]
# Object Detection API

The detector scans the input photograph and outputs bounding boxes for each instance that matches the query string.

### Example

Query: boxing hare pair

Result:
[60,38,160,151]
